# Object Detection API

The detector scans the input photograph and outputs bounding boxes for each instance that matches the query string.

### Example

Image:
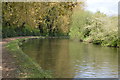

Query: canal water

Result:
[21,38,118,78]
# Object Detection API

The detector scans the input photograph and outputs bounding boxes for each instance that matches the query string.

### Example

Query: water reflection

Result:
[21,39,118,78]
[70,41,118,78]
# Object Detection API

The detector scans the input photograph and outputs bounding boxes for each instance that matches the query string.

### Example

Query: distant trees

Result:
[70,7,119,47]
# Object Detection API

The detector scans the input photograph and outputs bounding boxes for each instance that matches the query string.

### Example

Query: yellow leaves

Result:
[39,20,42,23]
[10,13,12,16]
[50,3,56,5]
[32,11,35,14]
[39,16,42,19]
[3,2,78,35]
[36,9,38,12]
[13,22,16,24]
[34,20,36,22]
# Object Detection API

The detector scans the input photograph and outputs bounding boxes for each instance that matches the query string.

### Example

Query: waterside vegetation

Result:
[70,7,119,47]
[2,2,119,47]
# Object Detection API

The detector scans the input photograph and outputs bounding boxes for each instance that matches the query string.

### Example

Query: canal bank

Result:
[2,36,52,78]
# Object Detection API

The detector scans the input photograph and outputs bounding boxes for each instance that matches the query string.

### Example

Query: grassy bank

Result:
[5,37,52,78]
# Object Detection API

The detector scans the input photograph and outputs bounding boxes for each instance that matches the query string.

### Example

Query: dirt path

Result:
[1,36,35,78]
[2,46,19,78]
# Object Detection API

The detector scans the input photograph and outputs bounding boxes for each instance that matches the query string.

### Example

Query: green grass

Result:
[5,37,52,78]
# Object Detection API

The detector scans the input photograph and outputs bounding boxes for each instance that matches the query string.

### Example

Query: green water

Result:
[21,38,118,78]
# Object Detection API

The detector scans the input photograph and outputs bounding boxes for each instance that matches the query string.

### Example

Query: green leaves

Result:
[70,8,119,47]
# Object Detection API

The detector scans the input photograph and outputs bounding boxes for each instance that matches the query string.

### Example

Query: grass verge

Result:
[5,37,52,78]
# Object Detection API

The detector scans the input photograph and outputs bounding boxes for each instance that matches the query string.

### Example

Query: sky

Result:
[85,0,119,16]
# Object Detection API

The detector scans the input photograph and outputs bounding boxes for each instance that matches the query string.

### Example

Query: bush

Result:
[2,25,41,38]
[70,9,119,47]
